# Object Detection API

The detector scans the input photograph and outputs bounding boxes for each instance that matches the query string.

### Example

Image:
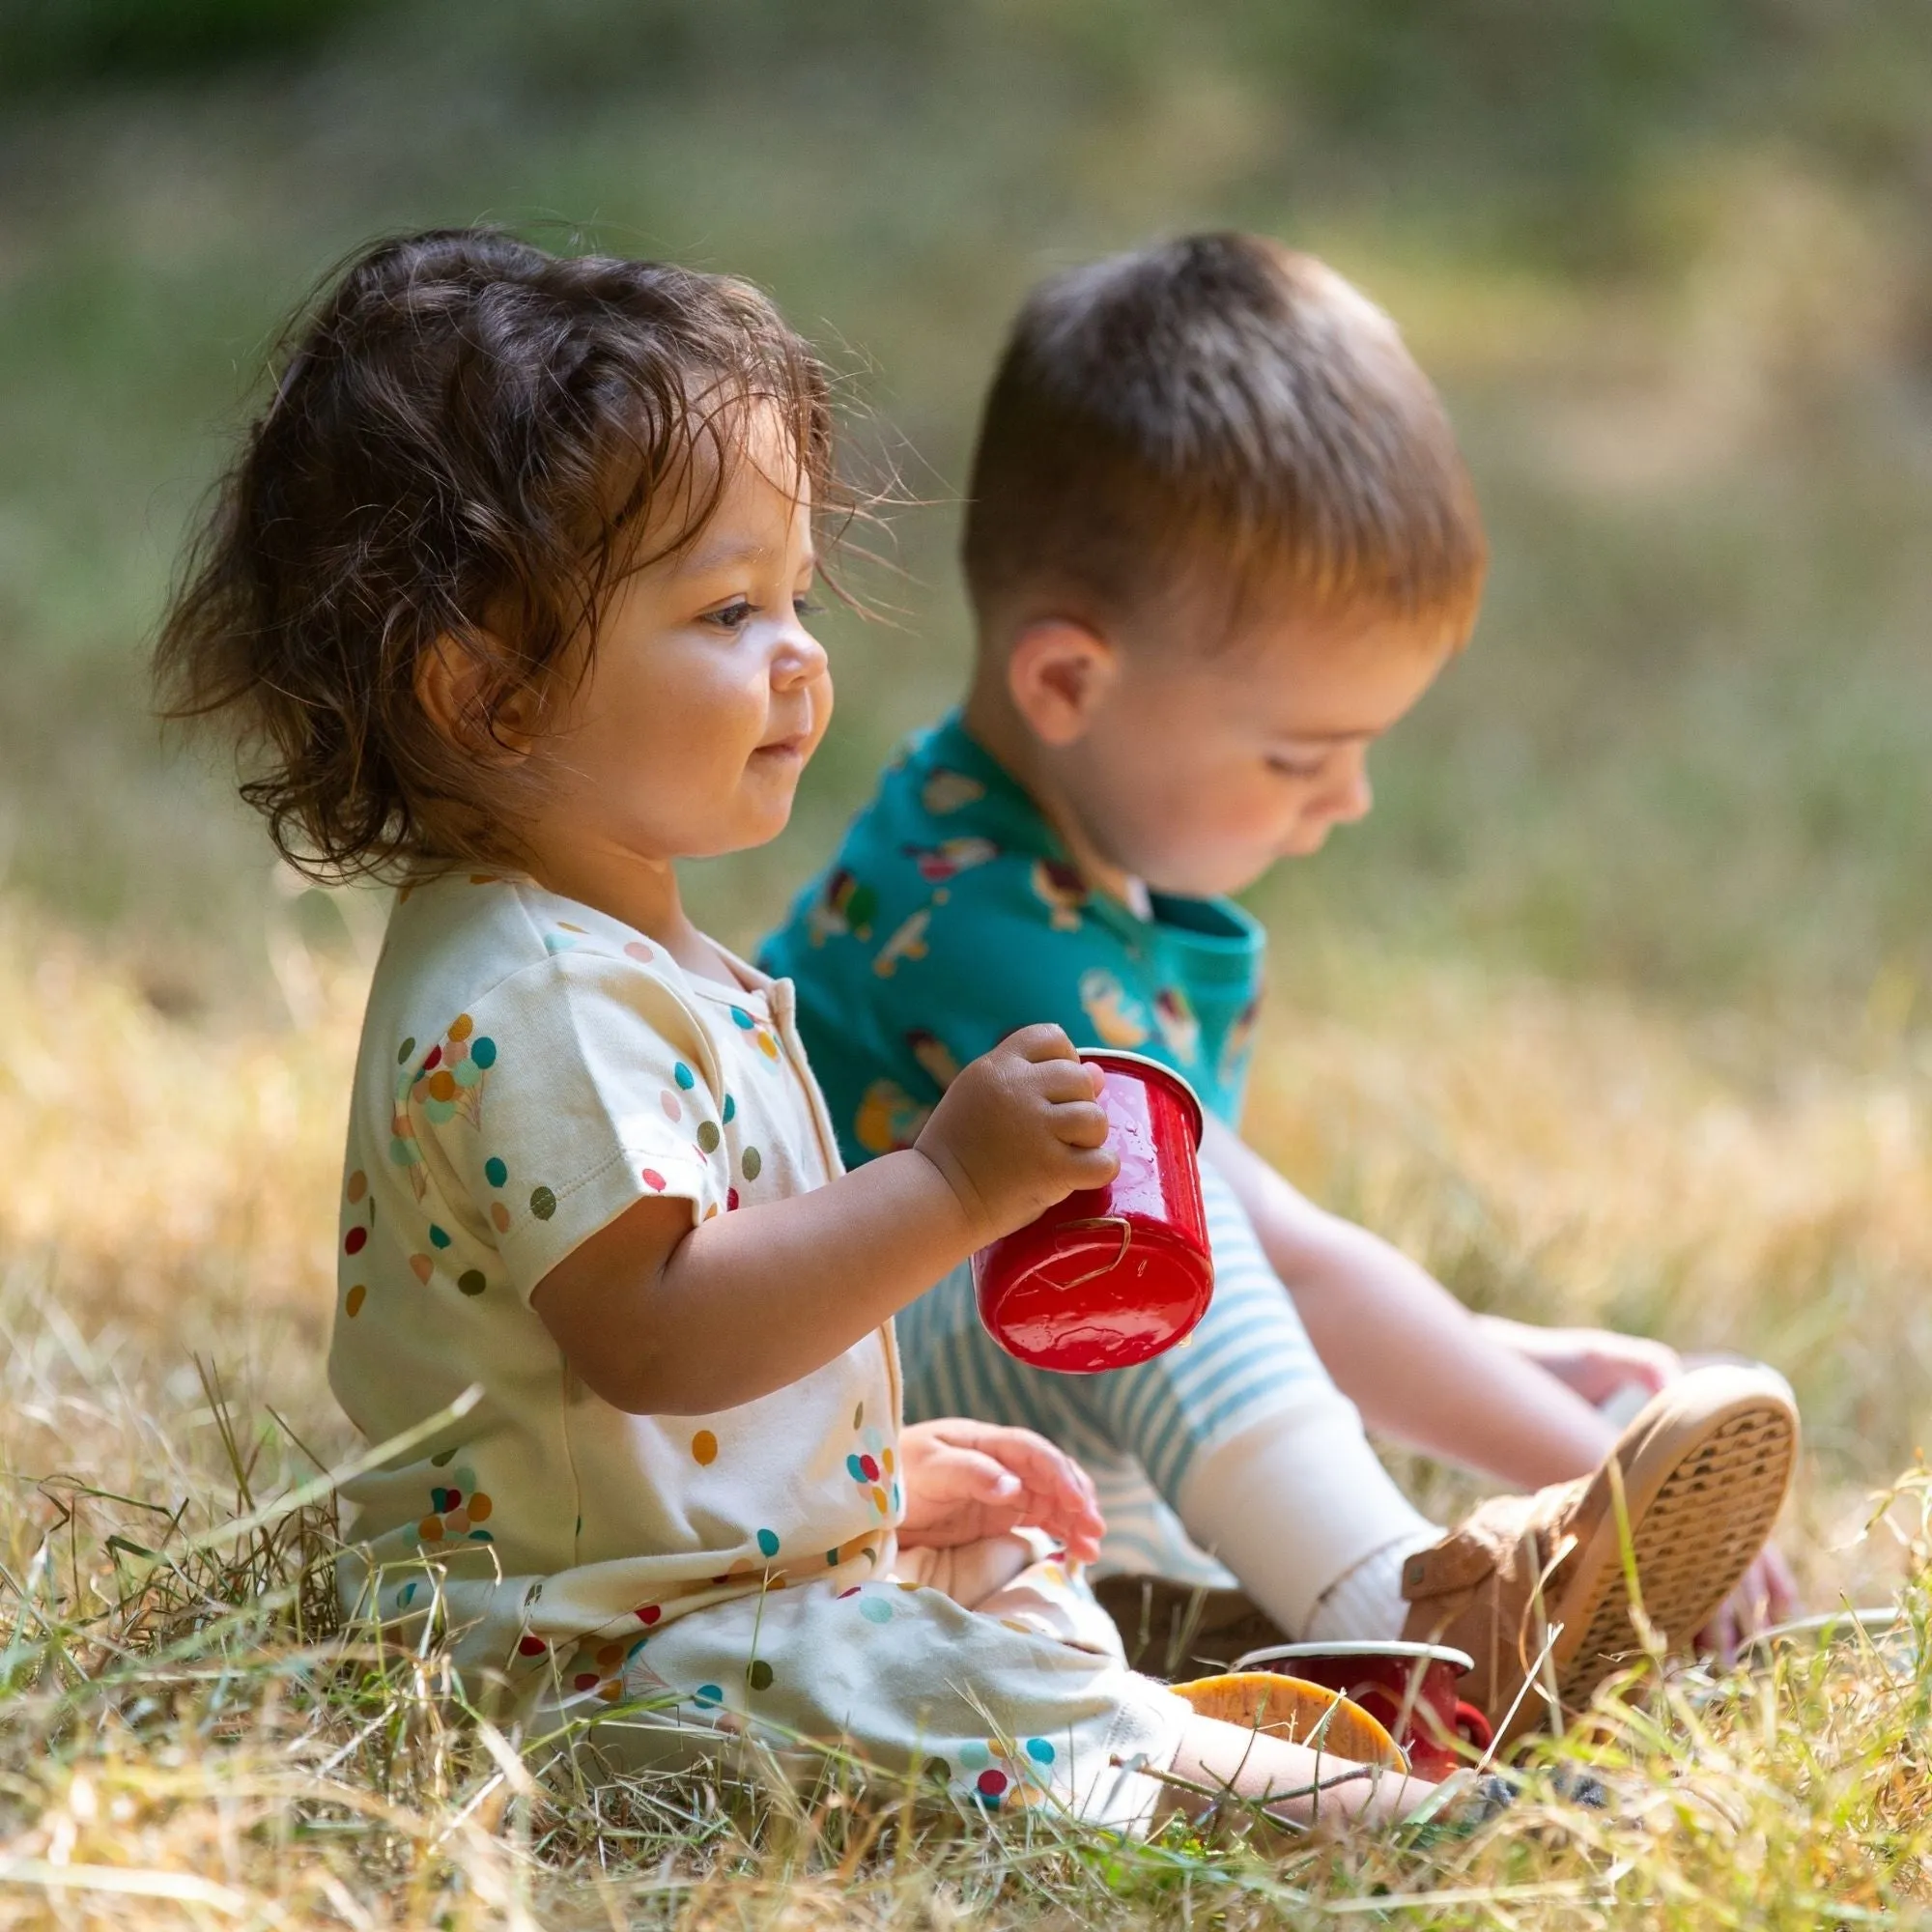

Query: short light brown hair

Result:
[961,232,1486,648]
[156,227,839,882]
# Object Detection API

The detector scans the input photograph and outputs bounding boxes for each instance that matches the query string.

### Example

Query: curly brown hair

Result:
[156,227,840,881]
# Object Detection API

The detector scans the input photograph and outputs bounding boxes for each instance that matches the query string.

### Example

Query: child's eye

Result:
[1265,753,1326,781]
[793,595,822,620]
[703,599,757,632]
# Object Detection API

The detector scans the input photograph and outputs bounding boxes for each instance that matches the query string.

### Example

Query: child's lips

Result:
[752,733,808,764]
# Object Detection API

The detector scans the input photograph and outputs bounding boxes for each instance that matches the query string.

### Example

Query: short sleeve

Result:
[406,952,729,1301]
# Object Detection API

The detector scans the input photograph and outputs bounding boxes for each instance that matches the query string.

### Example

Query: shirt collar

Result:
[914,712,1262,954]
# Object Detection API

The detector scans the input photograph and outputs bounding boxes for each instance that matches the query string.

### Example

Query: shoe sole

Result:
[1506,1365,1798,1744]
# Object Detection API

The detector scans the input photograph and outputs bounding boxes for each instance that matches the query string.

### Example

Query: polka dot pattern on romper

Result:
[741,1147,762,1180]
[484,1156,507,1188]
[696,1121,721,1153]
[529,1185,556,1220]
[691,1431,718,1465]
[755,1528,780,1558]
[457,1269,487,1296]
[746,1660,774,1691]
[418,1471,494,1544]
[345,1285,366,1318]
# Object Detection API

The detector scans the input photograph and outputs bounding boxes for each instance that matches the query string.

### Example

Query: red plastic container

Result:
[1235,1641,1493,1780]
[972,1050,1214,1374]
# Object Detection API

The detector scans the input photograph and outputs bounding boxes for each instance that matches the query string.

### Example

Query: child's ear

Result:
[1007,620,1120,748]
[414,634,543,760]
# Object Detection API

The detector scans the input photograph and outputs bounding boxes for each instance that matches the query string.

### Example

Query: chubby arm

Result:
[532,1027,1116,1415]
[1201,1118,1617,1487]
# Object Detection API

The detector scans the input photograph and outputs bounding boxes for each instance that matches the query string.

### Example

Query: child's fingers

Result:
[1004,1022,1080,1065]
[917,1444,1024,1506]
[1049,1098,1113,1150]
[1035,1059,1104,1104]
[972,1424,1084,1495]
[1759,1545,1800,1619]
[973,1428,1108,1551]
[1058,1145,1121,1193]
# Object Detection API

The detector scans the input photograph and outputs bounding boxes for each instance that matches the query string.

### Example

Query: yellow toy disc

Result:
[1170,1671,1406,1769]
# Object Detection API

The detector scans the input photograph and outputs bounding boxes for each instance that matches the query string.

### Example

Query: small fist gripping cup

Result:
[972,1049,1215,1374]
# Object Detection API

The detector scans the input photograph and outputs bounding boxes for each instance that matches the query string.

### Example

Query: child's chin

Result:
[1279,825,1334,861]
[732,793,799,849]
[1151,856,1275,899]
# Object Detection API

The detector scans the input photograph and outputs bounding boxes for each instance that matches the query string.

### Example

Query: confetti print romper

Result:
[330,875,1188,1828]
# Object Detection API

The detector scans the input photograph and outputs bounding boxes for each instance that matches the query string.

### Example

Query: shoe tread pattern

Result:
[1556,1402,1796,1709]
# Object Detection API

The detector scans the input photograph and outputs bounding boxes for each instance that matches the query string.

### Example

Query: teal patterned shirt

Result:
[761,715,1264,1170]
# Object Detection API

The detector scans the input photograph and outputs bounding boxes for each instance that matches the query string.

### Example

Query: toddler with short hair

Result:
[764,234,1798,1741]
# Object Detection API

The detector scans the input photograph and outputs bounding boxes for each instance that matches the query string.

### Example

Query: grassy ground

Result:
[1,907,1929,1925]
[3,0,1931,1921]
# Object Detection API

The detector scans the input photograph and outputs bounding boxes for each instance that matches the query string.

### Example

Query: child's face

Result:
[521,417,831,872]
[1037,606,1451,899]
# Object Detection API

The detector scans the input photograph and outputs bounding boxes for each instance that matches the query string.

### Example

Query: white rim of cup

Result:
[1234,1639,1478,1675]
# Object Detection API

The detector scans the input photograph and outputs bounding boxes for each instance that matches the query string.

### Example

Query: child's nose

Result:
[1324,764,1374,825]
[772,617,829,689]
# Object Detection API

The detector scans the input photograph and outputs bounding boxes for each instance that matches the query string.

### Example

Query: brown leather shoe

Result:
[1401,1363,1798,1747]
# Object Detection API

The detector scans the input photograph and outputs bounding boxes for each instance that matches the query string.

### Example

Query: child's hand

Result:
[895,1419,1105,1565]
[1480,1315,1682,1407]
[914,1024,1119,1244]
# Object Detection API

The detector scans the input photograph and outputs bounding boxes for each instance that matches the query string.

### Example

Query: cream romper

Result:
[331,873,1188,1827]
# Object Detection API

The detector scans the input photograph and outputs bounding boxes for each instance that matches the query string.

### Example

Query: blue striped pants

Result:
[897,1160,1376,1590]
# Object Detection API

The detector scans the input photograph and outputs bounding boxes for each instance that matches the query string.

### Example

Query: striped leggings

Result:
[897,1160,1384,1591]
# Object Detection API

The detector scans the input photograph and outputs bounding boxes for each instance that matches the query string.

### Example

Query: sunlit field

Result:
[3,0,1931,1921]
[1,900,1928,1925]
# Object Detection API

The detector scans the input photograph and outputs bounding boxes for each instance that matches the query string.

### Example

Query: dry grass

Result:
[1,894,1930,1927]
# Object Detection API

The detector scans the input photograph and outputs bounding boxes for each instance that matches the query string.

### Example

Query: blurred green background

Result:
[2,0,1928,1036]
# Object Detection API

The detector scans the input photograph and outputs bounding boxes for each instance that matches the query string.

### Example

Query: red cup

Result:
[971,1049,1214,1375]
[1236,1641,1493,1780]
